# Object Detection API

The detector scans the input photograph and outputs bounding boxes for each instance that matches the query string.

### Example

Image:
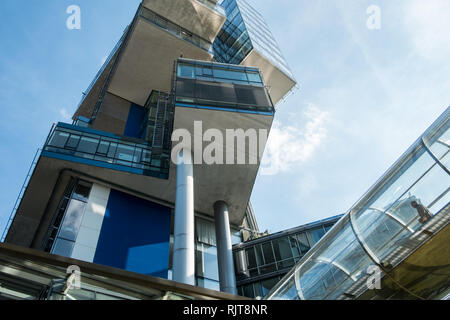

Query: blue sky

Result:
[0,1,449,236]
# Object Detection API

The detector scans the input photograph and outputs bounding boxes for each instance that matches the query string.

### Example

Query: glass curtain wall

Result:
[44,179,92,256]
[267,108,450,300]
[195,218,242,291]
[234,223,336,298]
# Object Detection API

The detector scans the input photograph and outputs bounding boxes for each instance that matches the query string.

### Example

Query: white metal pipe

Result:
[173,149,195,285]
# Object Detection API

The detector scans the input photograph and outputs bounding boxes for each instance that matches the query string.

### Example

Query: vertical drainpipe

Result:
[214,201,237,294]
[172,149,196,285]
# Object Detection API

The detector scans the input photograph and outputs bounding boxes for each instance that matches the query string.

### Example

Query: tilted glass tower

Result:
[0,0,296,298]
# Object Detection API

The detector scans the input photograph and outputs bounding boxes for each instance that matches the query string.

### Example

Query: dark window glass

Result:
[246,247,256,269]
[97,141,109,155]
[297,233,310,254]
[72,182,91,202]
[260,263,277,274]
[310,227,326,243]
[77,137,99,154]
[243,284,255,298]
[277,258,295,270]
[66,135,80,149]
[49,131,69,148]
[253,282,263,298]
[107,143,118,158]
[262,242,275,264]
[273,237,293,262]
[260,277,279,296]
[254,244,264,267]
[289,235,301,258]
[213,68,248,82]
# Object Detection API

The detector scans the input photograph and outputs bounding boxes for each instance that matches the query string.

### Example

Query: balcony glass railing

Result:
[175,59,274,115]
[43,123,170,179]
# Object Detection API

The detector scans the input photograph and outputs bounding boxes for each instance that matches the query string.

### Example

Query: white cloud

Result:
[405,0,450,59]
[100,55,108,66]
[59,108,72,122]
[260,104,329,175]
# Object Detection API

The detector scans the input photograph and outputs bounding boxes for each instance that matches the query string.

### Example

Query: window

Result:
[260,242,277,273]
[247,71,261,83]
[260,277,280,297]
[45,179,92,258]
[178,63,195,78]
[49,131,69,148]
[57,199,86,242]
[296,233,311,254]
[66,135,80,149]
[273,237,294,269]
[309,227,326,244]
[197,277,220,291]
[231,228,242,245]
[289,235,301,259]
[196,243,219,281]
[213,68,248,82]
[246,247,256,269]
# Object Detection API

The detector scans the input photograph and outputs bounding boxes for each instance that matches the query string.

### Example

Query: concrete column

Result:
[214,201,237,294]
[173,149,195,285]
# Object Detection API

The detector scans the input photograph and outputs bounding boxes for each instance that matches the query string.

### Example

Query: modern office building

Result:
[0,0,296,299]
[266,107,450,300]
[233,215,343,298]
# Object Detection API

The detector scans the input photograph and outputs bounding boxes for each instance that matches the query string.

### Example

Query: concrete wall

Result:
[91,92,133,136]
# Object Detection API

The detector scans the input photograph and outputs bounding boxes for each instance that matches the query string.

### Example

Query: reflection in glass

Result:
[52,238,75,257]
[58,200,86,241]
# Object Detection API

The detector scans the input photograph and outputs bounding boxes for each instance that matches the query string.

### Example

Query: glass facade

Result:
[194,217,242,291]
[177,60,263,86]
[213,0,294,80]
[267,108,450,300]
[175,59,274,114]
[233,216,342,298]
[44,179,92,255]
[44,122,170,179]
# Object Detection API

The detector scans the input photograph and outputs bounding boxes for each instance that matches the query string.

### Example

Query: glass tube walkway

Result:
[266,107,450,300]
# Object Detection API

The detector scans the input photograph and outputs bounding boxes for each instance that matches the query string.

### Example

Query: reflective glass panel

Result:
[58,199,86,241]
[52,238,75,257]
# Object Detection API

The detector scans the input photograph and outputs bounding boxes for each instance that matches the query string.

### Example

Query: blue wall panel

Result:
[124,103,146,138]
[94,189,171,279]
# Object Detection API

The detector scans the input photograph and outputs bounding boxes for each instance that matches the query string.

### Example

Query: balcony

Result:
[44,123,169,179]
[175,58,275,115]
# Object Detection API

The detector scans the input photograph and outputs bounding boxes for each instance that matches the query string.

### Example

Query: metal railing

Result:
[1,148,42,242]
[43,123,170,179]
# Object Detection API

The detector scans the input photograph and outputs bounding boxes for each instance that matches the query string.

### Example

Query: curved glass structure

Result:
[266,107,450,300]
